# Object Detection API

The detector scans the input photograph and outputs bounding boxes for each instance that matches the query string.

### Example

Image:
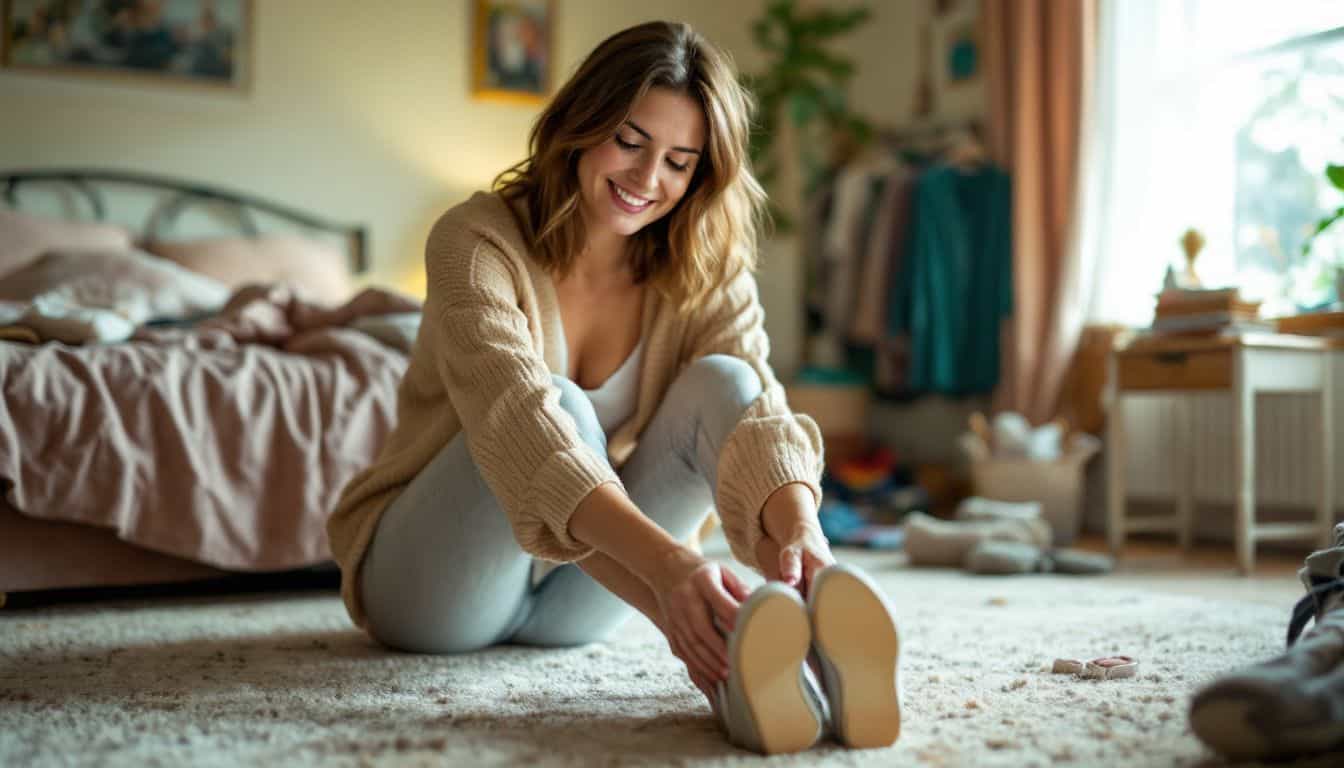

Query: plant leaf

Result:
[766,0,794,26]
[752,19,780,51]
[1301,205,1344,256]
[789,91,821,125]
[744,0,874,236]
[845,115,873,143]
[1328,164,1344,192]
[792,46,855,81]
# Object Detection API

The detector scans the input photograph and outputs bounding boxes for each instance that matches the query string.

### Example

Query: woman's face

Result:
[576,87,706,241]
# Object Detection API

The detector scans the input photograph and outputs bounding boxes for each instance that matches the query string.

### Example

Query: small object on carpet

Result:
[1052,656,1138,680]
[1052,658,1084,674]
[1082,656,1139,680]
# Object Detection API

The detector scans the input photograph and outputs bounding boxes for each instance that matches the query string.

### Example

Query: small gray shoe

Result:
[713,582,827,755]
[807,564,902,749]
[964,540,1114,575]
[1188,523,1344,761]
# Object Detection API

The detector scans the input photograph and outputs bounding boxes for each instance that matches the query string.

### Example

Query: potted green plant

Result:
[743,0,872,230]
[1301,163,1344,307]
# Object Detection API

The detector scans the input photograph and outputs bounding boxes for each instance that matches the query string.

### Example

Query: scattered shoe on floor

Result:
[956,496,1043,524]
[1188,523,1344,762]
[964,540,1113,575]
[904,510,1053,567]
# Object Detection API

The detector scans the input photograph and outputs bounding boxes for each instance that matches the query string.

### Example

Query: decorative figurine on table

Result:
[1178,228,1206,289]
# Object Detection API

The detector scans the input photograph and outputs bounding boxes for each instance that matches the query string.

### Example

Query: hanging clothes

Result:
[888,163,1012,396]
[806,150,904,367]
[823,167,879,339]
[855,168,919,397]
[801,171,835,334]
[850,165,914,345]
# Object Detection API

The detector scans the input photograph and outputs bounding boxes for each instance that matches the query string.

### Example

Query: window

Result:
[1232,30,1344,313]
[1087,1,1343,325]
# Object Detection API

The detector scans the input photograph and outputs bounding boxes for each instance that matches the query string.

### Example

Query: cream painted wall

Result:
[0,0,951,375]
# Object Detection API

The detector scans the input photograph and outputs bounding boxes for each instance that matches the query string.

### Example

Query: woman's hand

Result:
[757,483,835,598]
[650,548,750,695]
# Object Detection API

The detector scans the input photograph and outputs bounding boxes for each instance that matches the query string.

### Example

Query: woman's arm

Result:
[683,269,828,583]
[576,548,662,624]
[570,484,697,596]
[758,482,835,596]
[575,548,727,701]
[569,483,747,684]
[425,231,619,563]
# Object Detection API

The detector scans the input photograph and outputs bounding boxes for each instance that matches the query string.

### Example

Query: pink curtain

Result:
[982,0,1097,425]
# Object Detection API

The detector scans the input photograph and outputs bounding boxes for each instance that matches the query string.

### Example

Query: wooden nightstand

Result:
[1106,333,1335,574]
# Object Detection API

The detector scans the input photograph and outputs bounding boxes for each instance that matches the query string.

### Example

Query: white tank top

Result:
[559,338,644,435]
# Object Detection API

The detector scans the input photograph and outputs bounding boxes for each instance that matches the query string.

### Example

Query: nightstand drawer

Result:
[1117,348,1232,390]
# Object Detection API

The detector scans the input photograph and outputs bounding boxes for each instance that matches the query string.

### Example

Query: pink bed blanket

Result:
[0,284,419,571]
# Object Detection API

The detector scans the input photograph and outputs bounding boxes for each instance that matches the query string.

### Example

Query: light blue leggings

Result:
[361,354,762,653]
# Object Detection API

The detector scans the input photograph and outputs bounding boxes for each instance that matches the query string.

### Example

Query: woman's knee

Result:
[673,354,762,430]
[551,374,606,451]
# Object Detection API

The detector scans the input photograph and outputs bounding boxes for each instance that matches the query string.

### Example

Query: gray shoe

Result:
[964,540,1113,575]
[713,583,827,755]
[807,564,902,749]
[1188,523,1344,761]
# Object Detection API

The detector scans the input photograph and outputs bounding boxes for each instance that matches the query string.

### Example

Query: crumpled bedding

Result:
[0,283,422,571]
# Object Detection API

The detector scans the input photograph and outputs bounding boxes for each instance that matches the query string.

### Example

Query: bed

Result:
[0,169,421,605]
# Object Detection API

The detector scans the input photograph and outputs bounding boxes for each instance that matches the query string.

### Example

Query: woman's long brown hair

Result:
[493,21,768,313]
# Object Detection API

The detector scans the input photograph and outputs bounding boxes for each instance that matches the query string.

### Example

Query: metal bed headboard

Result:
[0,169,369,274]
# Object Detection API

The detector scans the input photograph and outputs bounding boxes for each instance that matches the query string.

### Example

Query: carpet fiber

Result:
[1,548,1336,767]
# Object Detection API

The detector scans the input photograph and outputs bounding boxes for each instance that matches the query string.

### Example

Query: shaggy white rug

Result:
[0,548,1336,767]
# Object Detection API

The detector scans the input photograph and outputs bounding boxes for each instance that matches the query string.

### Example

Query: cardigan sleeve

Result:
[684,268,826,571]
[425,225,620,563]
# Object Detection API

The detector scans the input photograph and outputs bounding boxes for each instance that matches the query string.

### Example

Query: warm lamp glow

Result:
[396,261,428,300]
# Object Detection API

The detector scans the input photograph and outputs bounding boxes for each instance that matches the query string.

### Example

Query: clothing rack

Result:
[799,117,1010,399]
[876,118,986,161]
[878,117,984,144]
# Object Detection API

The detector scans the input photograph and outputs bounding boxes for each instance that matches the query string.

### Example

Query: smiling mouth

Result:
[608,180,654,213]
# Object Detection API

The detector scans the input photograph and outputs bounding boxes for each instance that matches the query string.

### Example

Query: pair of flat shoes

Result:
[712,563,901,754]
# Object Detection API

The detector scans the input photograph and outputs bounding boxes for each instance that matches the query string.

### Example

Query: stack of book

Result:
[1148,287,1275,336]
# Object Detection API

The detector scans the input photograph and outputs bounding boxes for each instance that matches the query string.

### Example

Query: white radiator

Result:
[1120,352,1344,511]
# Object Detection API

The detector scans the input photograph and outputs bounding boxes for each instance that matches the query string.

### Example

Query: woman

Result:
[328,20,899,754]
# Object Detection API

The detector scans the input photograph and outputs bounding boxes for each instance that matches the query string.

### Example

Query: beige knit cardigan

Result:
[327,191,825,628]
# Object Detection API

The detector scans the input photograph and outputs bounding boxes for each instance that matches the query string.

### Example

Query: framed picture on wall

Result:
[928,0,981,115]
[0,0,251,91]
[471,0,553,105]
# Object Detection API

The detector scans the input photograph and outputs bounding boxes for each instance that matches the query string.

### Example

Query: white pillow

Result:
[0,246,230,322]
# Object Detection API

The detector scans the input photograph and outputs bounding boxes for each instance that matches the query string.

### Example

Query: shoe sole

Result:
[812,568,901,749]
[735,590,818,755]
